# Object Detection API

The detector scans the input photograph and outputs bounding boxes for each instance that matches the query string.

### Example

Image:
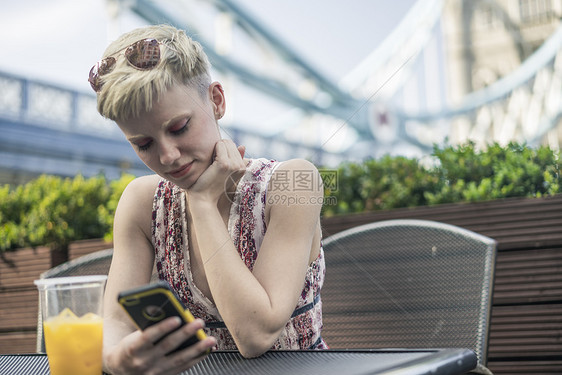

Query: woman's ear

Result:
[209,82,226,120]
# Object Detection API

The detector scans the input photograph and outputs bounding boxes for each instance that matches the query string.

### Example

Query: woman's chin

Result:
[173,175,198,190]
[154,170,197,190]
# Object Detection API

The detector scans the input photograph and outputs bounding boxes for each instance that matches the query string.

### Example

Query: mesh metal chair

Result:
[35,248,114,353]
[321,219,496,372]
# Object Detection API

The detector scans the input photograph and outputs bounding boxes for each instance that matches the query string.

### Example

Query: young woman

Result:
[90,24,327,375]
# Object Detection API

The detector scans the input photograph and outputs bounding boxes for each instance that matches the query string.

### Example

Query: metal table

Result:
[0,348,477,375]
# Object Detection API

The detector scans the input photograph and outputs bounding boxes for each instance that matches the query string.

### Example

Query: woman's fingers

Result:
[152,318,206,356]
[149,319,216,374]
[214,140,245,166]
[127,317,182,355]
[166,337,216,373]
[123,318,216,374]
[238,145,246,159]
[187,139,246,197]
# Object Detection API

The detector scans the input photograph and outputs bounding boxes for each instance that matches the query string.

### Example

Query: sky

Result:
[0,0,418,92]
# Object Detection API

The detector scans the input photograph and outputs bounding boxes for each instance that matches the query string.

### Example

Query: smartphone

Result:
[117,281,208,353]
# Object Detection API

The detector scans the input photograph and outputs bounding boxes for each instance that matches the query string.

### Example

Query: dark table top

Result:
[0,348,477,375]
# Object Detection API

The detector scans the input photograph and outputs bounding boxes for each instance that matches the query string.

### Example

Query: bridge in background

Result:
[1,0,561,183]
[0,70,350,182]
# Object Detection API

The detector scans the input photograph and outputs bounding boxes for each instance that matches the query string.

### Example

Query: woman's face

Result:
[117,82,224,189]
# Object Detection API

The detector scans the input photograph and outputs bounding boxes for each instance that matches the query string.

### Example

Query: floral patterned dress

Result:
[151,158,327,350]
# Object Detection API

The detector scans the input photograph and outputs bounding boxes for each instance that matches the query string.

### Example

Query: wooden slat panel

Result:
[493,248,562,304]
[0,332,37,355]
[0,289,39,330]
[0,246,51,289]
[69,239,111,260]
[321,195,562,250]
[488,360,562,375]
[488,304,562,353]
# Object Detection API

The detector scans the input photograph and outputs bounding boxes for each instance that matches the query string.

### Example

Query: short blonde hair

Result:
[96,24,211,122]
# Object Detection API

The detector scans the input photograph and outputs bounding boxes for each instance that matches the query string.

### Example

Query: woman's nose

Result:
[159,140,181,165]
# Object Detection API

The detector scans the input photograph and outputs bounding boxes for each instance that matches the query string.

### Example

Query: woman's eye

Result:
[170,120,189,135]
[135,140,152,151]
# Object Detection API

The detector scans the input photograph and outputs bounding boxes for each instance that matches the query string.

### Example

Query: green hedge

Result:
[321,142,560,216]
[0,142,559,253]
[0,174,134,253]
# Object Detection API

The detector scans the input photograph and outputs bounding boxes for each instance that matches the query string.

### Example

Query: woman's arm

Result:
[103,176,157,354]
[188,141,323,357]
[103,175,215,375]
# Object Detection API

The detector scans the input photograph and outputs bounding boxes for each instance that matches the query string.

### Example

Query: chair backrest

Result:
[36,248,114,353]
[321,219,497,366]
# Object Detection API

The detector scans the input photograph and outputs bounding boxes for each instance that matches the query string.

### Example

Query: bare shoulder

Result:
[121,174,162,199]
[270,158,322,192]
[276,158,318,172]
[266,159,323,221]
[115,174,162,235]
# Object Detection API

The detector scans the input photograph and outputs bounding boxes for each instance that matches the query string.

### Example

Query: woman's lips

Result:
[169,161,193,179]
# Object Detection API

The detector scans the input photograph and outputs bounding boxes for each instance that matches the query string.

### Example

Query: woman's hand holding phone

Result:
[104,283,216,375]
[105,317,215,375]
[104,316,216,375]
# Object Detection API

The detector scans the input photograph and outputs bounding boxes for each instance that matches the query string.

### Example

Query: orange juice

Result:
[43,308,103,375]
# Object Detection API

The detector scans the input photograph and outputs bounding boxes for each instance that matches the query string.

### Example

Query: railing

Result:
[0,70,349,182]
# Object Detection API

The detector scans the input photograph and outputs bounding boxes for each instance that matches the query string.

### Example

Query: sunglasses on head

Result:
[88,38,169,93]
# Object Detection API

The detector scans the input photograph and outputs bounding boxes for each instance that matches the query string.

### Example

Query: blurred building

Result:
[443,0,562,145]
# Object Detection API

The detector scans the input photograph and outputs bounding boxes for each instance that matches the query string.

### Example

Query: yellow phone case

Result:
[118,282,208,350]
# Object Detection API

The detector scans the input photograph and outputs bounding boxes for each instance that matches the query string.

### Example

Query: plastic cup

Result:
[34,275,107,375]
